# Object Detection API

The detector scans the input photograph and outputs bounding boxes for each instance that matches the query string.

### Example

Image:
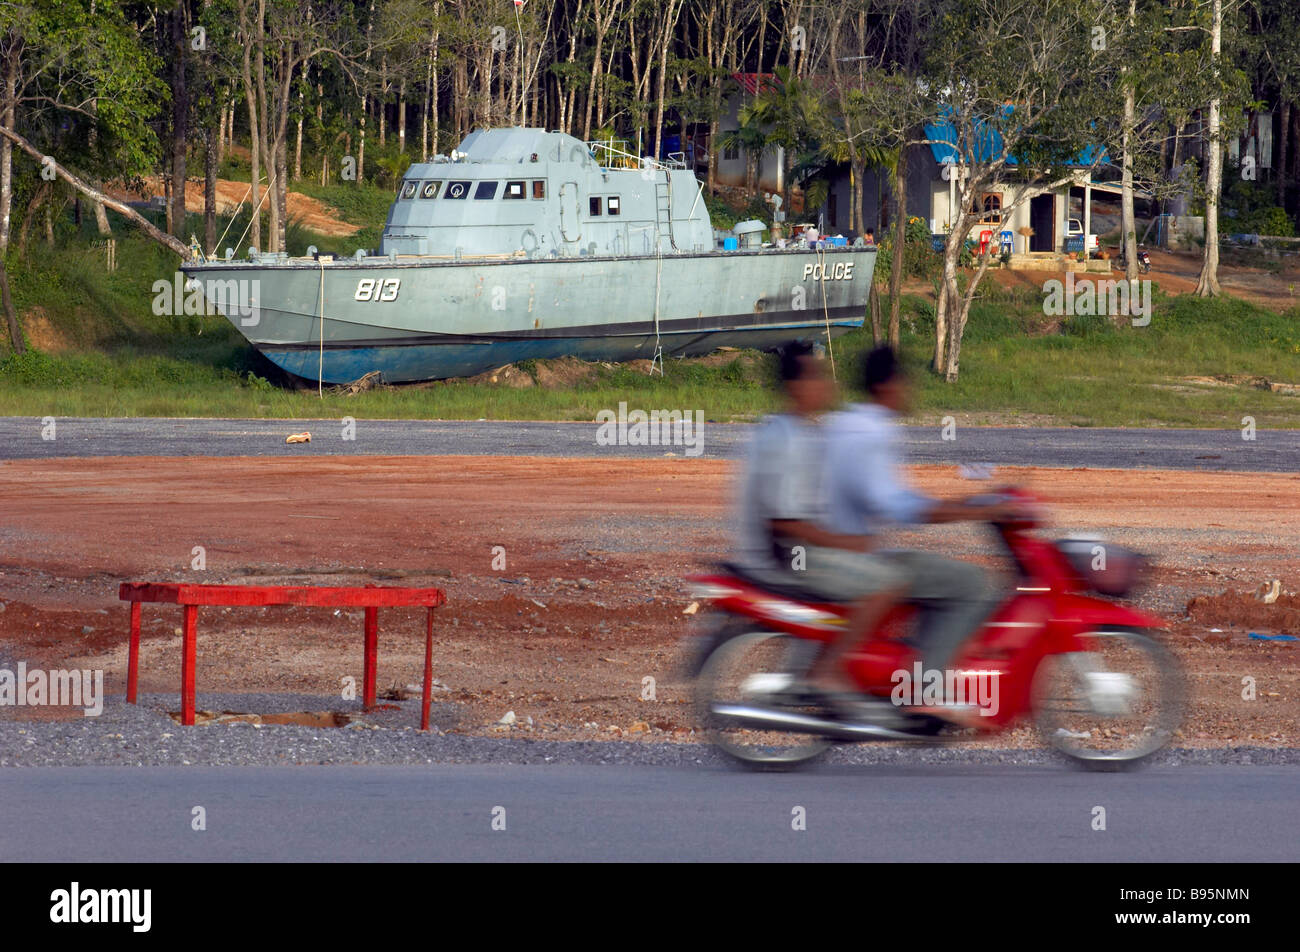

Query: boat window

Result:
[444,181,471,200]
[420,181,441,199]
[474,181,499,200]
[589,196,602,216]
[607,196,621,216]
[532,180,546,199]
[399,181,417,200]
[505,180,526,200]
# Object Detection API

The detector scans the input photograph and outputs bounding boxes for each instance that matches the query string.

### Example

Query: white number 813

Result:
[356,278,400,301]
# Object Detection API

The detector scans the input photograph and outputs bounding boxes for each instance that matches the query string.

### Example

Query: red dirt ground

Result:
[1,457,1296,747]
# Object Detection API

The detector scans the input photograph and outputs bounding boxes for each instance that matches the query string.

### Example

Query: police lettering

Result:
[801,261,855,281]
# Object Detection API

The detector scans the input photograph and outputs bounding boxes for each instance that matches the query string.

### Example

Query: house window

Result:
[589,196,602,216]
[532,180,546,199]
[607,196,621,216]
[474,181,499,200]
[420,181,441,199]
[399,181,417,200]
[444,180,470,200]
[978,192,1003,223]
[505,180,526,200]
[724,142,739,161]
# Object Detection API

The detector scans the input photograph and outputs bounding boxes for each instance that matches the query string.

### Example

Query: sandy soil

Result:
[979,247,1300,312]
[0,457,1296,748]
[107,177,360,237]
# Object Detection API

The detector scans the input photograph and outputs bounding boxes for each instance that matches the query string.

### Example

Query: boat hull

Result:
[181,247,875,384]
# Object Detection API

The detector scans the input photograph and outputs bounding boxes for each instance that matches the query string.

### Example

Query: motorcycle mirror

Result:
[958,462,996,480]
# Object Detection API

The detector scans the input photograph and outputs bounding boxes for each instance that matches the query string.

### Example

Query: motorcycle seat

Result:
[715,561,851,604]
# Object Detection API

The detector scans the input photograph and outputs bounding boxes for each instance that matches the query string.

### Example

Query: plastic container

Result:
[722,236,739,251]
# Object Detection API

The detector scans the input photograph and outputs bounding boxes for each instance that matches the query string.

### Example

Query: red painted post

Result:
[363,607,378,709]
[422,607,434,731]
[127,601,141,704]
[181,604,198,726]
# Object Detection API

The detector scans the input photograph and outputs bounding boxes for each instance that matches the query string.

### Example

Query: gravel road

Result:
[2,416,1297,471]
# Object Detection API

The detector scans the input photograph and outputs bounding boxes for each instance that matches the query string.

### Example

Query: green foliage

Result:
[1221,179,1296,237]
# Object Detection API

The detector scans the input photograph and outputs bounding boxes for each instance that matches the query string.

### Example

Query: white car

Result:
[1066,218,1100,253]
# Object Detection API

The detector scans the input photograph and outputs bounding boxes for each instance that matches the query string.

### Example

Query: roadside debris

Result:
[1257,579,1282,604]
[285,431,311,444]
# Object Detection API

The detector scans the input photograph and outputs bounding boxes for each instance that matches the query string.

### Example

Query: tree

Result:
[1195,0,1226,296]
[923,0,1112,380]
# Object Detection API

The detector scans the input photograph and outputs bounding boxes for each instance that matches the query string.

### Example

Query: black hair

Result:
[777,340,818,384]
[861,345,902,395]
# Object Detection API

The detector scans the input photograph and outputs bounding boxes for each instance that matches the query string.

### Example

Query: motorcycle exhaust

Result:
[708,701,924,741]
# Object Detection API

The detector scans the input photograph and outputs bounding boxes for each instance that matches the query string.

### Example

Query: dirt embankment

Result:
[0,457,1296,747]
[106,177,360,237]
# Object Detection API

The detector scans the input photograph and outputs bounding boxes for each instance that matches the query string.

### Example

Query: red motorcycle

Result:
[686,488,1182,770]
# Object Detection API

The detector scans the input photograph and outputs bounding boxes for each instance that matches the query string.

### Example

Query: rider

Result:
[733,341,906,714]
[822,346,1013,694]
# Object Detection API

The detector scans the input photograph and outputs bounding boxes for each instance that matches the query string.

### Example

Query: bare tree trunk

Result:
[0,124,191,257]
[204,122,218,253]
[398,77,406,152]
[889,146,907,348]
[1196,0,1223,297]
[17,180,48,257]
[379,57,387,147]
[1277,101,1290,207]
[256,10,280,251]
[1120,0,1138,282]
[0,37,20,255]
[170,5,189,241]
[869,283,883,345]
[240,1,263,250]
[0,255,21,353]
[294,65,306,181]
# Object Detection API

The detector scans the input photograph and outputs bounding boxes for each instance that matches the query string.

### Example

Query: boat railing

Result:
[587,138,687,172]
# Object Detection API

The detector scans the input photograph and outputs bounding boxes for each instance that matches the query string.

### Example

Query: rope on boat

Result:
[651,242,663,376]
[317,257,326,397]
[817,243,836,381]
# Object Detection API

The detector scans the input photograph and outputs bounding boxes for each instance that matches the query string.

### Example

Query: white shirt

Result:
[822,402,934,535]
[734,413,826,573]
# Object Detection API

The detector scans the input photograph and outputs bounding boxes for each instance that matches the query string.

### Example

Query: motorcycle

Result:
[1117,246,1152,274]
[685,488,1182,771]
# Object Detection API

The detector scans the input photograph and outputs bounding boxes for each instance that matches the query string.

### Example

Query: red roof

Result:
[731,73,779,96]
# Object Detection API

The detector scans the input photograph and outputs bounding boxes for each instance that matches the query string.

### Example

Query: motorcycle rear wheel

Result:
[696,628,832,770]
[1032,628,1183,771]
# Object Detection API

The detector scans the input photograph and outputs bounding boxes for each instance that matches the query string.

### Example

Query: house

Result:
[711,74,787,194]
[818,119,1106,254]
[711,77,1108,252]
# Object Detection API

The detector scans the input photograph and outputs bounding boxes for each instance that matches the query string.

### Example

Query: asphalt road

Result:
[2,417,1297,471]
[2,764,1295,862]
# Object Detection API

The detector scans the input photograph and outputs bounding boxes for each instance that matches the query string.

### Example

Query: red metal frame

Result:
[119,582,447,729]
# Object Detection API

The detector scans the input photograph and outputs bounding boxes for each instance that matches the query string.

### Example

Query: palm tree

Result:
[717,117,769,192]
[744,66,821,212]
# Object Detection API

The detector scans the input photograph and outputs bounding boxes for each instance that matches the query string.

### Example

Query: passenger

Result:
[823,346,1015,705]
[733,341,905,718]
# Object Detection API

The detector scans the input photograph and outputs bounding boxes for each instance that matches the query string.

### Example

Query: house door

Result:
[1029,194,1055,252]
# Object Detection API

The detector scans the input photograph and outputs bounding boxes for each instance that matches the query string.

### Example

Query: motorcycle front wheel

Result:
[1032,628,1183,771]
